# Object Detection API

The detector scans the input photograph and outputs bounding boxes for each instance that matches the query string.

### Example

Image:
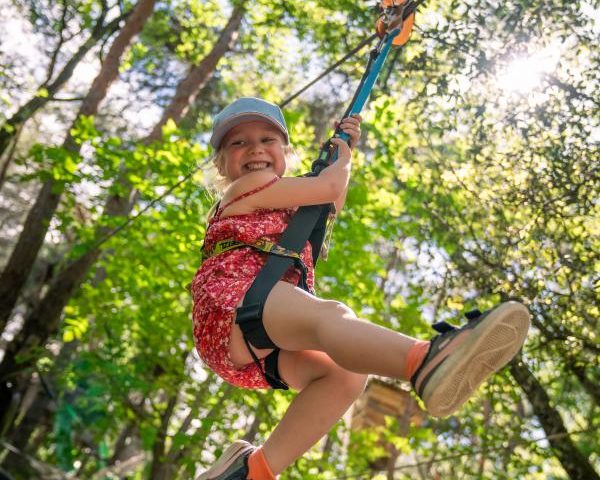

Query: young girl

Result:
[192,97,530,479]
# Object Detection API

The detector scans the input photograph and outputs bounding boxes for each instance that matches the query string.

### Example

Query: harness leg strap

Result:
[235,299,290,390]
[236,303,278,349]
[264,349,287,390]
[239,328,288,390]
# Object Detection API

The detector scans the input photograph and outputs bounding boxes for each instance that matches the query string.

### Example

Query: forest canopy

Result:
[0,0,598,478]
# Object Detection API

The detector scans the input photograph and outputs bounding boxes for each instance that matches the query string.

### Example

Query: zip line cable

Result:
[280,0,425,110]
[279,33,378,108]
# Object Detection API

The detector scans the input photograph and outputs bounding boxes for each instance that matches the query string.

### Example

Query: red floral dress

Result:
[191,178,315,389]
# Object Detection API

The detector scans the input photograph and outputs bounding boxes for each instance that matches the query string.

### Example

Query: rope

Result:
[80,158,211,254]
[279,34,378,108]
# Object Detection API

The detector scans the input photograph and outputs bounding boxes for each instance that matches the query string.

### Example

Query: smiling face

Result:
[217,120,287,182]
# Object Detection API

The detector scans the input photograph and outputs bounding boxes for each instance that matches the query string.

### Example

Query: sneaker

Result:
[197,440,256,480]
[411,301,530,418]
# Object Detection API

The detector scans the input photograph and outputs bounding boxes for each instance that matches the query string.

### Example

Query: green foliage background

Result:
[0,0,597,478]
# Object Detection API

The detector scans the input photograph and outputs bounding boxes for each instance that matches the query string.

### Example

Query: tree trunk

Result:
[109,422,137,465]
[509,358,599,480]
[0,0,157,332]
[0,181,63,331]
[566,357,600,405]
[0,124,23,191]
[148,394,178,480]
[145,4,246,143]
[0,0,158,432]
[0,1,244,436]
[0,380,52,478]
[242,414,261,445]
[0,250,100,431]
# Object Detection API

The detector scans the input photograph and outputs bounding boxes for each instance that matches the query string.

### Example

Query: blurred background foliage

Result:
[0,0,597,478]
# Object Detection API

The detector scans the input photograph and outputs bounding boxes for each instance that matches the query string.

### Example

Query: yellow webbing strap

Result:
[202,237,302,262]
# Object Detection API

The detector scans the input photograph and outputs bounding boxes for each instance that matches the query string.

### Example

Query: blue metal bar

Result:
[348,28,400,116]
[327,27,401,160]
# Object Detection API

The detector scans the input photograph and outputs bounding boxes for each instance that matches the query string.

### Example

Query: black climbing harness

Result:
[204,0,420,389]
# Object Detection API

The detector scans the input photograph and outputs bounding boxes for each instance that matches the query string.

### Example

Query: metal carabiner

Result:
[376,0,416,47]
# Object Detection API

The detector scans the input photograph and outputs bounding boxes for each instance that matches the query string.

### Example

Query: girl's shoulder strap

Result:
[214,176,279,219]
[206,200,220,222]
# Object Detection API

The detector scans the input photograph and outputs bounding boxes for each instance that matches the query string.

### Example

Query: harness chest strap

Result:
[187,236,307,294]
[201,236,311,294]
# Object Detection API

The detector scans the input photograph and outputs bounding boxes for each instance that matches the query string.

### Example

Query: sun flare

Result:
[496,47,560,93]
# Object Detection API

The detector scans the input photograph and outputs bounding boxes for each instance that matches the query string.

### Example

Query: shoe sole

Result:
[423,301,530,417]
[197,441,254,480]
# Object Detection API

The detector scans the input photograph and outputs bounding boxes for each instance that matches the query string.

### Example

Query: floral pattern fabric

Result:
[191,179,315,389]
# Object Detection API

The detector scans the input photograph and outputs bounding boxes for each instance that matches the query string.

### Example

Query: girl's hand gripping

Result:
[335,114,362,149]
[329,137,352,168]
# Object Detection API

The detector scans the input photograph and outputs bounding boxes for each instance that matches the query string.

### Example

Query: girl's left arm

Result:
[333,114,361,214]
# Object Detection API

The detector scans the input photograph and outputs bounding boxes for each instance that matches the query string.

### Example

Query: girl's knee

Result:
[343,371,368,398]
[321,299,356,319]
[330,366,368,399]
[304,355,367,398]
[281,351,366,396]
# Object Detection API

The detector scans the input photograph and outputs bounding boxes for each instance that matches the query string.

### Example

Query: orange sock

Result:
[247,447,275,480]
[404,340,430,380]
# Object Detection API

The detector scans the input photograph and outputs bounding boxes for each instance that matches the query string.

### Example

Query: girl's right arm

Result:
[229,137,352,211]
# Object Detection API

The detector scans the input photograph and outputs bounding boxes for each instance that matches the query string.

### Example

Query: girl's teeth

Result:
[246,162,268,170]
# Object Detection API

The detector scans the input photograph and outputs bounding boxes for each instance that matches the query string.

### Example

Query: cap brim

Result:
[210,113,289,148]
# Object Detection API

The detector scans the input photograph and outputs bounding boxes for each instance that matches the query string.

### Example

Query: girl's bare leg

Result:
[230,282,529,474]
[229,281,422,474]
[262,350,366,474]
[262,281,418,378]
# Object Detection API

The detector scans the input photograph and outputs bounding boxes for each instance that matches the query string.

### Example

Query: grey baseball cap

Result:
[209,97,289,149]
